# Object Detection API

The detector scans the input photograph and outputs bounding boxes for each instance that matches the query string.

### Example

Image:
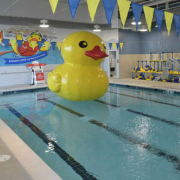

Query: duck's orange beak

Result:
[31,38,38,42]
[85,46,108,60]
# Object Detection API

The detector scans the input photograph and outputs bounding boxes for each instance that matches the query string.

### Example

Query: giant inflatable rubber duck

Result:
[48,31,109,101]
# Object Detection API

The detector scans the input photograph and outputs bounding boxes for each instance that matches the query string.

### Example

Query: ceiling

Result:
[0,0,179,30]
[0,0,118,24]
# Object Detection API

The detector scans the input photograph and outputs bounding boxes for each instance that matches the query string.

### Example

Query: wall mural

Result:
[0,29,64,67]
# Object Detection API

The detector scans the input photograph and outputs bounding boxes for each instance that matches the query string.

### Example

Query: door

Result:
[109,51,117,78]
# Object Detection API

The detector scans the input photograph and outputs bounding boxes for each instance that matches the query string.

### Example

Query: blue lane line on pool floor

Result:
[44,99,84,117]
[5,105,97,180]
[127,109,180,127]
[108,91,180,108]
[89,119,180,172]
[95,99,120,107]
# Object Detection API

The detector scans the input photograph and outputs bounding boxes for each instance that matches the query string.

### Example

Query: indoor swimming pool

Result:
[0,85,180,180]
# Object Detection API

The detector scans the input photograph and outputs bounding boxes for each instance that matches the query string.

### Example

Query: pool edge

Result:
[0,118,62,180]
[109,82,180,94]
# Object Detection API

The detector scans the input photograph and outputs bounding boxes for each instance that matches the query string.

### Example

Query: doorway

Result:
[109,51,117,78]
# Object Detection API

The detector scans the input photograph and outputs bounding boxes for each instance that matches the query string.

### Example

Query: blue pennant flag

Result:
[17,40,23,49]
[3,39,10,49]
[68,0,80,19]
[116,43,119,50]
[103,0,117,25]
[37,41,43,49]
[51,42,56,51]
[109,43,112,50]
[131,3,143,30]
[174,14,180,37]
[154,9,164,32]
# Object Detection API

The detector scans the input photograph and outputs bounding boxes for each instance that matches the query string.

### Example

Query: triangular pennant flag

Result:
[0,39,2,44]
[165,11,174,36]
[3,39,10,49]
[174,14,180,37]
[143,6,154,32]
[117,0,131,28]
[44,41,50,50]
[112,43,116,50]
[131,3,143,30]
[87,0,100,22]
[104,43,107,47]
[17,40,23,49]
[154,9,164,32]
[103,0,117,25]
[31,41,37,50]
[120,42,124,50]
[109,43,112,50]
[56,42,62,51]
[10,39,17,50]
[68,0,80,19]
[49,0,59,14]
[51,42,56,50]
[116,43,119,50]
[37,41,43,49]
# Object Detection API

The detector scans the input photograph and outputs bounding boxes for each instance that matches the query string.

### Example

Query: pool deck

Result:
[109,78,180,93]
[0,78,180,94]
[0,83,48,94]
[0,119,62,180]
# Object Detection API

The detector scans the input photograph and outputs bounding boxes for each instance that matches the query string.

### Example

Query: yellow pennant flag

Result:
[87,0,100,22]
[113,43,116,50]
[44,41,50,50]
[0,38,2,43]
[104,43,107,47]
[120,42,124,50]
[10,39,17,50]
[49,0,59,14]
[165,11,174,36]
[31,41,37,50]
[143,6,154,32]
[56,42,62,51]
[117,0,131,28]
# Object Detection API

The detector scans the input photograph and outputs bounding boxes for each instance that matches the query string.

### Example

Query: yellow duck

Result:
[48,31,109,101]
[12,32,48,56]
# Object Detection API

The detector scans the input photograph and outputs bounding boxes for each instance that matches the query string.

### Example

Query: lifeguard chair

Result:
[26,61,46,85]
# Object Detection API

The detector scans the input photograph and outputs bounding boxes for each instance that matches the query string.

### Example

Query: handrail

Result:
[168,58,180,69]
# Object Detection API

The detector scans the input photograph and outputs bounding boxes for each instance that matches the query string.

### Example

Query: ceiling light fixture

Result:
[140,25,148,32]
[40,19,49,28]
[131,22,142,25]
[93,25,101,32]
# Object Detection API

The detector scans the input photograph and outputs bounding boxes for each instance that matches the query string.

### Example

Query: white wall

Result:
[101,29,119,78]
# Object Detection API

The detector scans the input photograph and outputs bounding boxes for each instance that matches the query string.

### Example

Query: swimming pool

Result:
[0,85,180,180]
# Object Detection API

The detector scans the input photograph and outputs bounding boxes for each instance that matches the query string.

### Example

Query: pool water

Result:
[0,85,180,180]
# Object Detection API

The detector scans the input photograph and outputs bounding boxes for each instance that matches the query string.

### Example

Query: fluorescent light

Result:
[93,29,101,32]
[131,22,142,25]
[155,24,158,28]
[140,29,148,32]
[93,25,101,32]
[40,19,49,28]
[40,24,49,28]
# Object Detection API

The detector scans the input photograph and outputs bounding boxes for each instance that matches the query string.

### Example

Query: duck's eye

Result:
[31,36,33,38]
[79,41,88,48]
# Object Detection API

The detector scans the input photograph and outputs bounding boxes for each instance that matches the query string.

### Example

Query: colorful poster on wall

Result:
[0,30,64,67]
